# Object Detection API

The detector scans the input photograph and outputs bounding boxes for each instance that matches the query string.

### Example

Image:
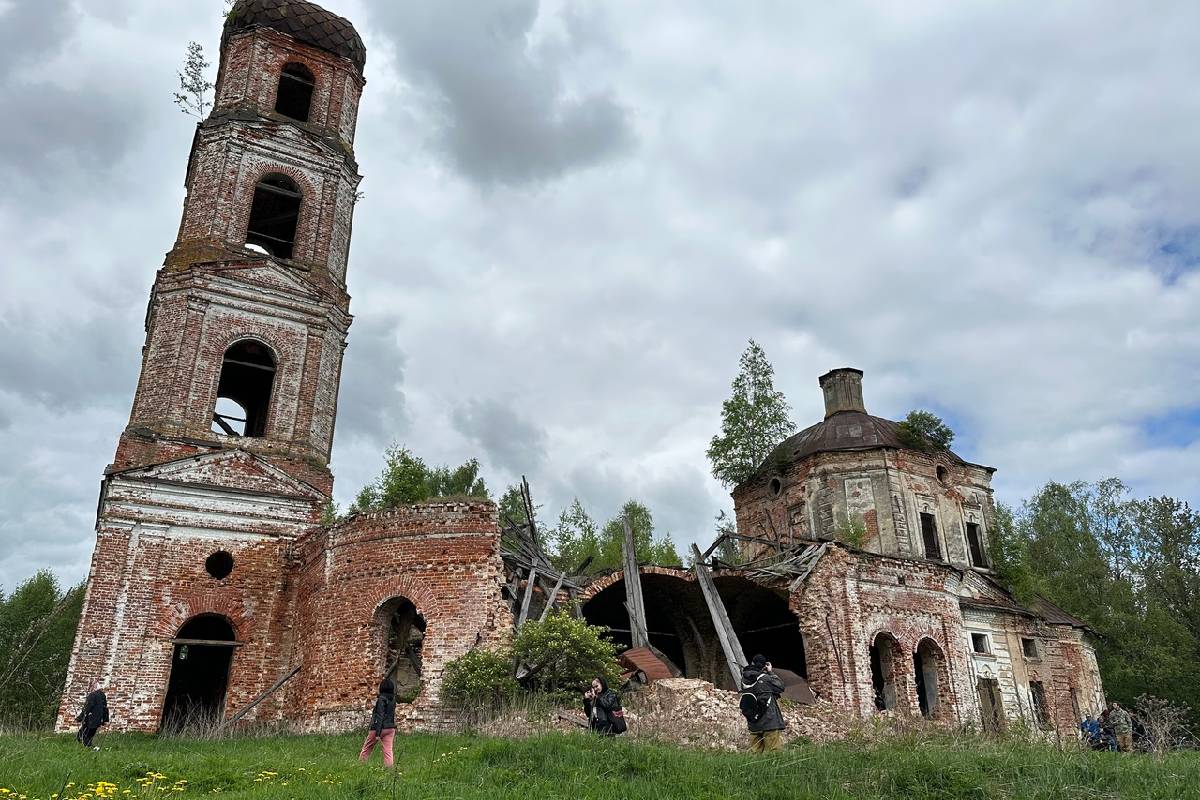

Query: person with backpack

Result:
[75,679,109,750]
[583,676,626,735]
[740,654,786,752]
[358,678,397,767]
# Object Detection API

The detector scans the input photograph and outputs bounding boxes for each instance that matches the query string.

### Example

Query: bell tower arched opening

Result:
[246,174,301,259]
[275,62,315,122]
[212,340,276,437]
[162,614,237,730]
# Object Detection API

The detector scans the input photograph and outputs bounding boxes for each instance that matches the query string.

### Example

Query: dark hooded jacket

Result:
[741,664,786,733]
[370,680,397,734]
[583,680,625,735]
[77,690,109,728]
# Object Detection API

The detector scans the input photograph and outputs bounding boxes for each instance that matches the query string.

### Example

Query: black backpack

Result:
[739,680,769,722]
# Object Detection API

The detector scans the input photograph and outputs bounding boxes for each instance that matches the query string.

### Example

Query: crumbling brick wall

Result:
[291,501,512,732]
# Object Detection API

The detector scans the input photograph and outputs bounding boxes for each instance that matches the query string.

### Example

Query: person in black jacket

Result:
[741,655,786,752]
[582,677,626,735]
[75,680,109,749]
[358,678,397,767]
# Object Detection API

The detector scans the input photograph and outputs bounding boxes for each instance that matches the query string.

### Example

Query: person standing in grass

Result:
[740,654,786,752]
[583,677,626,735]
[75,679,109,750]
[359,678,397,767]
[1108,702,1134,753]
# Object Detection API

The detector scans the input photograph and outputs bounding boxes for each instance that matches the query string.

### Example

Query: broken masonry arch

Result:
[579,567,807,690]
[371,595,427,703]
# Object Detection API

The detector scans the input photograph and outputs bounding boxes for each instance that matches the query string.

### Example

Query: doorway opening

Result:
[377,597,426,702]
[161,614,237,730]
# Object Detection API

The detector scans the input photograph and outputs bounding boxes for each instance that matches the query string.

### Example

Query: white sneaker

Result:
[92,746,100,751]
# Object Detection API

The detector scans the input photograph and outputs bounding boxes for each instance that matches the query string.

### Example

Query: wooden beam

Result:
[223,665,301,727]
[690,543,746,686]
[699,533,728,562]
[621,515,649,649]
[516,567,538,629]
[538,572,567,621]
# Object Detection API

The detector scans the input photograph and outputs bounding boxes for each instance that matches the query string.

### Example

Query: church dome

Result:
[224,0,366,73]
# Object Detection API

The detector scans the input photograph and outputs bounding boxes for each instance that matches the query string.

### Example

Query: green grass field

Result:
[2,730,1198,800]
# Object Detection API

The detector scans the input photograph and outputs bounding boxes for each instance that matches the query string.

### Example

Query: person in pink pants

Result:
[359,678,397,767]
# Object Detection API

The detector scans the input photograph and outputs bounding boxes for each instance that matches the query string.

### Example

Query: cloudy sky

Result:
[2,0,1199,590]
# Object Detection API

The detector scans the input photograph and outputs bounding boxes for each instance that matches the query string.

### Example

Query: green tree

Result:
[707,340,796,487]
[0,572,85,729]
[172,41,213,117]
[498,484,541,531]
[711,510,745,566]
[548,498,601,573]
[895,410,955,452]
[513,612,621,695]
[351,446,489,512]
[596,500,682,571]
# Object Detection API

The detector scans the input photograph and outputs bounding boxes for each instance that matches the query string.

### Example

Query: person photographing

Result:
[583,677,626,735]
[740,654,786,752]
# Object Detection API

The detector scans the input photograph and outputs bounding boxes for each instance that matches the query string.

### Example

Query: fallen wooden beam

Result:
[538,572,567,621]
[690,544,747,686]
[621,515,649,649]
[517,567,538,629]
[224,664,301,727]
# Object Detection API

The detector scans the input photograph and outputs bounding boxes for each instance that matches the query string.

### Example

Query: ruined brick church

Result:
[59,0,1104,738]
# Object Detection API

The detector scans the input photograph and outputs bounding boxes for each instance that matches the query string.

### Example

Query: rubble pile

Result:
[624,678,856,750]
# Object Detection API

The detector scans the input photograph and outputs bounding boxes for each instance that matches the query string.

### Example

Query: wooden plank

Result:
[223,664,301,727]
[699,533,728,562]
[621,515,649,649]
[690,543,746,686]
[538,572,567,621]
[516,567,538,629]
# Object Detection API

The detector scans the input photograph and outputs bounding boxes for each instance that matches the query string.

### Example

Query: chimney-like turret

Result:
[819,368,866,417]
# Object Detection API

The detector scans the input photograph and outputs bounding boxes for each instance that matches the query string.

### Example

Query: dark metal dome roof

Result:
[759,410,968,471]
[224,0,365,73]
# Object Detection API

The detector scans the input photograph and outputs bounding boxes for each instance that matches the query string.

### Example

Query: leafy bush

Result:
[513,612,621,695]
[440,648,518,712]
[895,410,955,452]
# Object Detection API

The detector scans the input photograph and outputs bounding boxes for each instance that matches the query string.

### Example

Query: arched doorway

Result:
[715,576,807,680]
[162,614,237,730]
[869,632,902,712]
[375,597,426,702]
[581,573,720,682]
[914,638,947,719]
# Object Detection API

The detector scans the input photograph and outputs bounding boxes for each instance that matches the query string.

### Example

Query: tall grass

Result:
[1,729,1197,800]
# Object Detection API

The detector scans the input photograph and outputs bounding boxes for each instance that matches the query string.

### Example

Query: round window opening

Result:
[936,465,950,485]
[205,551,234,580]
[768,477,783,497]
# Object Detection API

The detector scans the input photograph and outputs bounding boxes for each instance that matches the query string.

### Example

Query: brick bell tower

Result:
[58,0,367,732]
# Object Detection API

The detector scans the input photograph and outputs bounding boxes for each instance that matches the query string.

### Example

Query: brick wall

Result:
[290,501,512,732]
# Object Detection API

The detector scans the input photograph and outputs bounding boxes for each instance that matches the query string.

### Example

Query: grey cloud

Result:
[369,0,633,184]
[334,317,410,443]
[451,397,547,475]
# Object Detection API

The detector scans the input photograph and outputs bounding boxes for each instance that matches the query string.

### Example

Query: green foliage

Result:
[992,479,1200,725]
[548,499,682,574]
[0,571,84,729]
[319,500,339,526]
[895,410,955,452]
[440,648,518,712]
[835,516,868,548]
[172,41,213,117]
[512,612,621,695]
[707,340,796,487]
[4,730,1200,799]
[548,498,601,573]
[351,446,489,512]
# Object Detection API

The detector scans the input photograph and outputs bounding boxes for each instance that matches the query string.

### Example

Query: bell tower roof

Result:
[224,0,366,73]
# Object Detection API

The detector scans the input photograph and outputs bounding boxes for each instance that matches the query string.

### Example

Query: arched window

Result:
[211,340,276,438]
[246,174,301,259]
[275,62,315,122]
[375,597,427,702]
[869,632,902,712]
